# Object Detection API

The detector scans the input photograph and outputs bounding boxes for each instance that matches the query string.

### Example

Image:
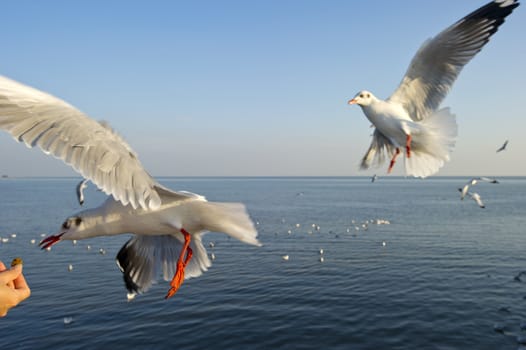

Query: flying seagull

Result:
[460,177,499,200]
[76,179,88,206]
[0,75,261,299]
[458,188,486,208]
[496,140,509,152]
[348,0,519,178]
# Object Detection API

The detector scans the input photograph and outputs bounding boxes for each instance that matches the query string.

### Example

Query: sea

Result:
[0,176,525,350]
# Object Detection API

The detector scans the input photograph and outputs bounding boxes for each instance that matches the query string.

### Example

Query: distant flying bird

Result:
[371,174,378,183]
[496,140,509,152]
[459,177,499,200]
[0,75,261,300]
[458,188,485,208]
[76,179,88,206]
[348,0,519,178]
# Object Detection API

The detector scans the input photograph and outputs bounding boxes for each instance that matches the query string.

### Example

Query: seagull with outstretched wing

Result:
[349,0,519,178]
[0,75,261,300]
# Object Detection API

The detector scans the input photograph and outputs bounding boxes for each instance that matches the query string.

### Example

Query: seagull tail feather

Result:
[405,107,457,178]
[189,201,261,247]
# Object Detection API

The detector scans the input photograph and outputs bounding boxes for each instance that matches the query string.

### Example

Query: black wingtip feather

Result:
[116,238,141,294]
[461,0,520,35]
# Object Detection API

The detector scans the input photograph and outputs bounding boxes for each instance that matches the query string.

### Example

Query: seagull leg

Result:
[405,134,412,158]
[388,148,400,173]
[165,228,193,299]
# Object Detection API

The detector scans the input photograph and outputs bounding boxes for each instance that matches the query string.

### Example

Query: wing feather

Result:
[388,0,519,121]
[0,75,160,209]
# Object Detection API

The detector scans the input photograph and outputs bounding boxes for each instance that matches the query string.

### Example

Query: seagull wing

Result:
[460,184,470,200]
[496,140,508,152]
[76,179,88,206]
[0,75,160,210]
[116,234,211,294]
[471,192,485,208]
[388,0,519,121]
[360,129,397,170]
[478,176,499,183]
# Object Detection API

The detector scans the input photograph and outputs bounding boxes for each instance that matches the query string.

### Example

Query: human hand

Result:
[0,260,31,317]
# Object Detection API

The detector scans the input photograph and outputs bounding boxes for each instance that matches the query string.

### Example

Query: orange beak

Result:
[348,98,357,105]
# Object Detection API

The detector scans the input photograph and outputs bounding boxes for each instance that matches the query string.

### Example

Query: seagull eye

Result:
[359,94,364,98]
[75,217,82,226]
[366,93,370,98]
[62,220,70,230]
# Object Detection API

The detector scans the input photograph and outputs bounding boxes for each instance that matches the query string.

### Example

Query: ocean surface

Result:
[0,176,525,349]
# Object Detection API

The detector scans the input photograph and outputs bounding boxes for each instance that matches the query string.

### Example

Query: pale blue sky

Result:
[0,0,524,177]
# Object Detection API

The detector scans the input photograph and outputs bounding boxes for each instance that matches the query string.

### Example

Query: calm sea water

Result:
[0,177,525,349]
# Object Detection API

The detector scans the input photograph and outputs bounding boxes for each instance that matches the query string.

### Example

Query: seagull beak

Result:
[348,98,358,105]
[39,232,65,250]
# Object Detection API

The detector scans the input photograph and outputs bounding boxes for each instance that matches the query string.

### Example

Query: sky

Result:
[0,0,525,177]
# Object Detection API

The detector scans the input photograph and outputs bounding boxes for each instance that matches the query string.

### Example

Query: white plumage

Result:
[0,75,261,299]
[349,0,519,178]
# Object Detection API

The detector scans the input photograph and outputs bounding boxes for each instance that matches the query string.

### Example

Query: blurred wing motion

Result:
[0,75,160,210]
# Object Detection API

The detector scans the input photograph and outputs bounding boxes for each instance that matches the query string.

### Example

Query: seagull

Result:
[0,75,261,299]
[496,140,509,152]
[348,0,519,178]
[371,174,378,183]
[76,179,88,206]
[460,177,499,200]
[458,188,485,208]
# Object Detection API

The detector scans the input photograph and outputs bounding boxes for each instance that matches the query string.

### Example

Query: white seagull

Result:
[458,188,486,208]
[0,75,261,299]
[496,140,509,152]
[348,0,519,178]
[76,178,88,206]
[460,177,499,200]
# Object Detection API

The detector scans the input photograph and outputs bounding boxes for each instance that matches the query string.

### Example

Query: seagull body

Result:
[349,0,519,178]
[76,179,88,206]
[0,75,261,299]
[460,177,499,200]
[496,140,509,152]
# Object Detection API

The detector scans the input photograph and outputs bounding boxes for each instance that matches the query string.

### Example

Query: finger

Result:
[13,273,31,300]
[0,264,22,285]
[2,262,17,288]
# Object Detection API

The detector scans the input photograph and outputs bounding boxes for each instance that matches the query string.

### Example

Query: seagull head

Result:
[348,90,375,107]
[39,213,97,249]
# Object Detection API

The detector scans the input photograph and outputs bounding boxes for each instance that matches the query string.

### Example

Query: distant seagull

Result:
[371,174,378,183]
[0,75,261,300]
[460,177,499,200]
[458,188,485,208]
[496,140,509,152]
[76,179,88,206]
[282,255,290,261]
[348,0,519,178]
